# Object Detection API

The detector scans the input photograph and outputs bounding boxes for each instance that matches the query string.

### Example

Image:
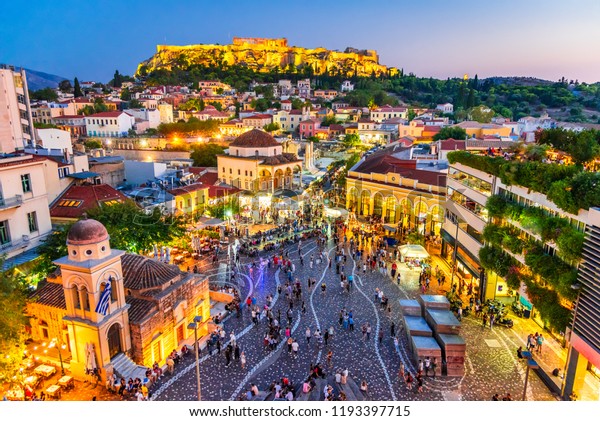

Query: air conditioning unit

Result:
[22,235,30,242]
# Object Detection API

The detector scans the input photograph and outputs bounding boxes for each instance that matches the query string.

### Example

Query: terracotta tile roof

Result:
[242,114,272,120]
[125,296,157,324]
[29,281,66,310]
[121,253,181,290]
[168,183,208,196]
[261,153,301,165]
[0,154,48,169]
[198,171,219,185]
[439,138,466,151]
[208,185,240,198]
[230,129,280,148]
[50,184,127,219]
[85,111,131,118]
[354,153,446,187]
[188,167,207,175]
[53,115,85,120]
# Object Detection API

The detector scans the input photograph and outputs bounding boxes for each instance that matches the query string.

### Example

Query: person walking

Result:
[305,327,312,344]
[326,350,333,367]
[399,362,405,381]
[378,330,384,344]
[536,333,544,353]
[391,322,396,338]
[240,351,246,369]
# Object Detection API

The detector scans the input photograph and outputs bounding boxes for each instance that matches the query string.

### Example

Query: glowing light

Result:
[197,137,203,142]
[140,139,148,148]
[106,139,112,146]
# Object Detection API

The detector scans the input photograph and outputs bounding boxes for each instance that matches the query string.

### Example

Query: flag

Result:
[95,278,112,315]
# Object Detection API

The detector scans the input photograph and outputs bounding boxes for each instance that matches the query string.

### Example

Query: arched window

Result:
[80,286,90,311]
[100,278,118,304]
[71,285,80,309]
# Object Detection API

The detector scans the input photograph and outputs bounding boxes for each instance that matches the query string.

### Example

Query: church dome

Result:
[230,129,280,148]
[67,219,109,246]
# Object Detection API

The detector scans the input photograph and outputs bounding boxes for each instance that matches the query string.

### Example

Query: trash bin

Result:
[523,309,531,319]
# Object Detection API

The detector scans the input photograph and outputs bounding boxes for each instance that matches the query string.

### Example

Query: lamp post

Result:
[561,282,582,399]
[450,215,460,290]
[522,358,539,401]
[187,315,203,401]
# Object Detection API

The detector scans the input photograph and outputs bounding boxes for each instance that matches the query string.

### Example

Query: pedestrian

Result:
[292,339,299,358]
[306,327,311,344]
[391,322,396,338]
[482,313,488,328]
[405,373,413,389]
[490,313,495,330]
[327,350,333,367]
[399,362,405,380]
[324,329,329,346]
[424,357,431,377]
[536,333,544,353]
[378,330,384,344]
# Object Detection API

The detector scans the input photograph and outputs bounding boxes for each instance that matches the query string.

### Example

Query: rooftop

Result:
[229,129,280,148]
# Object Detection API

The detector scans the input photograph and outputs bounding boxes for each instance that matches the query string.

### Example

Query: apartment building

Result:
[0,65,35,152]
[0,154,53,266]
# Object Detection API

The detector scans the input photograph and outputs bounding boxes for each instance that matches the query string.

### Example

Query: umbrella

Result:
[85,343,97,372]
[398,244,430,259]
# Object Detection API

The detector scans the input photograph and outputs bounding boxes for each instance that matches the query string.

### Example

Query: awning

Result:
[196,217,225,227]
[67,171,100,180]
[440,228,455,246]
[324,207,348,218]
[383,224,397,232]
[456,253,481,279]
[398,244,430,259]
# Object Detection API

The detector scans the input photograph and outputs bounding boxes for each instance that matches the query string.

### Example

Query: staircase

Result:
[110,353,148,381]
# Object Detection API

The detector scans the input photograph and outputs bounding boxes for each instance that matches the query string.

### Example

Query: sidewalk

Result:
[427,253,599,400]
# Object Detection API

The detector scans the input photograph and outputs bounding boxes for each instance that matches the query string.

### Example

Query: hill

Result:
[23,68,70,91]
[137,36,397,79]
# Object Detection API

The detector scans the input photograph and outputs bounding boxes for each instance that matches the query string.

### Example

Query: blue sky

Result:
[1,0,599,83]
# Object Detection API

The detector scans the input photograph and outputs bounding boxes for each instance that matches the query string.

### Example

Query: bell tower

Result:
[54,218,131,381]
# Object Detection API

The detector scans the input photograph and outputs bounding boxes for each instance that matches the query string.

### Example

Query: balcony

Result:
[0,236,29,253]
[0,195,23,210]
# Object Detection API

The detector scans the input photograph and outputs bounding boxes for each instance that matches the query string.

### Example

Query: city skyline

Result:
[1,0,599,83]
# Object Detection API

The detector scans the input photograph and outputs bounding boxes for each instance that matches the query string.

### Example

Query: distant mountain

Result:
[22,68,71,91]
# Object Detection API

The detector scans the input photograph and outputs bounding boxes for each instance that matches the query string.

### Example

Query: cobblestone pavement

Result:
[152,232,557,402]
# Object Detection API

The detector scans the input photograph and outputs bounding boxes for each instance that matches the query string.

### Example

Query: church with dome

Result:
[217,129,303,192]
[27,219,210,382]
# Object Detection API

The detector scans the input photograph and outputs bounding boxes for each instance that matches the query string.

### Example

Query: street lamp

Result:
[187,315,203,401]
[561,282,583,399]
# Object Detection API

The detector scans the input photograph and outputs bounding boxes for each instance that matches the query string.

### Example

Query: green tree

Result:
[29,87,58,102]
[342,133,361,147]
[407,108,417,121]
[570,130,600,165]
[432,126,468,141]
[469,105,495,123]
[129,98,143,109]
[34,122,58,129]
[263,122,280,132]
[84,139,103,149]
[58,79,72,93]
[73,77,83,97]
[0,257,28,383]
[120,88,132,101]
[113,70,123,88]
[190,143,225,166]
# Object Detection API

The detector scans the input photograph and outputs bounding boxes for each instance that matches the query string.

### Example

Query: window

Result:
[21,174,32,193]
[245,170,248,176]
[237,169,241,175]
[222,167,225,173]
[229,168,232,174]
[72,286,81,309]
[58,167,70,178]
[0,220,10,244]
[27,211,38,232]
[57,200,82,207]
[80,286,90,311]
[249,171,252,177]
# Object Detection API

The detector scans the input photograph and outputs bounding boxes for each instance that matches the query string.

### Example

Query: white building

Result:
[0,65,35,153]
[436,103,454,114]
[278,80,293,97]
[341,80,354,92]
[370,105,408,123]
[36,128,73,154]
[157,102,174,124]
[124,161,168,186]
[0,154,53,265]
[85,111,135,138]
[297,79,311,98]
[124,108,161,129]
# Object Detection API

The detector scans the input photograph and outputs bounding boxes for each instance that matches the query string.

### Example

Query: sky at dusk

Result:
[1,0,599,83]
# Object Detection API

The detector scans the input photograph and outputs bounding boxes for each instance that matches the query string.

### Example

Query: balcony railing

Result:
[0,195,23,210]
